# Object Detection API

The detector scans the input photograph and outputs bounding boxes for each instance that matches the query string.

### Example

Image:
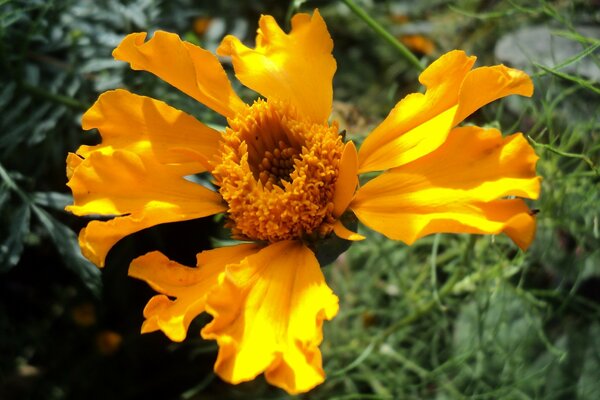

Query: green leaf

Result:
[31,204,102,297]
[577,323,600,399]
[33,191,73,210]
[535,62,600,95]
[0,183,9,209]
[0,202,30,272]
[313,212,359,267]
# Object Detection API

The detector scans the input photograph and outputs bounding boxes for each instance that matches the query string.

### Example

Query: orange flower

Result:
[66,10,540,394]
[400,34,436,55]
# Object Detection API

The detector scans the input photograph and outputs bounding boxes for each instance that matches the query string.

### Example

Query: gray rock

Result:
[495,25,600,82]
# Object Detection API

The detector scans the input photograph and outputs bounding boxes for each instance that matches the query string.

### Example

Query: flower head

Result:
[66,10,540,394]
[212,99,344,242]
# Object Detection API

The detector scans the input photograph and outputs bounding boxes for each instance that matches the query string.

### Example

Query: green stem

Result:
[528,135,599,176]
[378,264,463,339]
[332,237,478,377]
[377,237,474,339]
[341,0,424,72]
[21,83,88,111]
[430,233,445,310]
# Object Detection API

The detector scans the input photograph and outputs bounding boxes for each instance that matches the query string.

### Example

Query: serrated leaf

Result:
[0,184,9,209]
[33,191,73,210]
[0,81,16,110]
[31,204,102,297]
[80,58,121,73]
[0,202,30,272]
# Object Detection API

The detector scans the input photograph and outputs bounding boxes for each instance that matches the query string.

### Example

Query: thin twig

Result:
[341,0,424,72]
[20,83,88,111]
[528,135,599,176]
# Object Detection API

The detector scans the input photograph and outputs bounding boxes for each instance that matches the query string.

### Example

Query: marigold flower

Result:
[66,10,540,394]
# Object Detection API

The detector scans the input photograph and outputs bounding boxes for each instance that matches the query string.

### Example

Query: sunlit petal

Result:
[66,151,225,266]
[332,141,358,217]
[80,89,221,171]
[217,10,335,123]
[453,65,533,125]
[202,241,339,394]
[129,244,261,341]
[352,126,540,249]
[358,51,534,173]
[113,31,246,118]
[358,50,474,173]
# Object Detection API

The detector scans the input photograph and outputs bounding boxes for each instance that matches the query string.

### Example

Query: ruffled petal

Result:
[66,150,225,266]
[113,31,246,119]
[453,65,533,125]
[201,240,339,394]
[217,10,335,123]
[358,50,533,173]
[332,141,358,217]
[66,152,83,180]
[358,50,474,173]
[128,244,261,341]
[79,90,221,171]
[352,126,540,249]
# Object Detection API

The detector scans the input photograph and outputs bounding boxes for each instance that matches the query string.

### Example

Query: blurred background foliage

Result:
[1,0,599,399]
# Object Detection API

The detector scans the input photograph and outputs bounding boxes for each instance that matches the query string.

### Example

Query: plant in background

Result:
[66,9,539,394]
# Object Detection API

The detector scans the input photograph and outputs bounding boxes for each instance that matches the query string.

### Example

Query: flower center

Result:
[212,99,344,243]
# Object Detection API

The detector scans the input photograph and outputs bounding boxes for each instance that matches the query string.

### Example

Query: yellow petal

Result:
[332,220,365,241]
[352,126,540,249]
[217,10,335,123]
[67,150,223,216]
[202,241,339,394]
[139,294,205,342]
[79,89,221,172]
[129,244,261,342]
[113,31,246,118]
[332,141,358,217]
[66,150,225,266]
[355,199,536,250]
[358,51,534,173]
[66,152,83,180]
[453,65,533,125]
[358,50,475,173]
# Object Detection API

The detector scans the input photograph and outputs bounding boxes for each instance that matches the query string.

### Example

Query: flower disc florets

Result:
[212,99,344,242]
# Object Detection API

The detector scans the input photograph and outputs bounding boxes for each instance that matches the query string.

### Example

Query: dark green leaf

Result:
[313,212,359,267]
[0,183,9,209]
[0,202,30,272]
[31,204,102,297]
[33,191,72,210]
